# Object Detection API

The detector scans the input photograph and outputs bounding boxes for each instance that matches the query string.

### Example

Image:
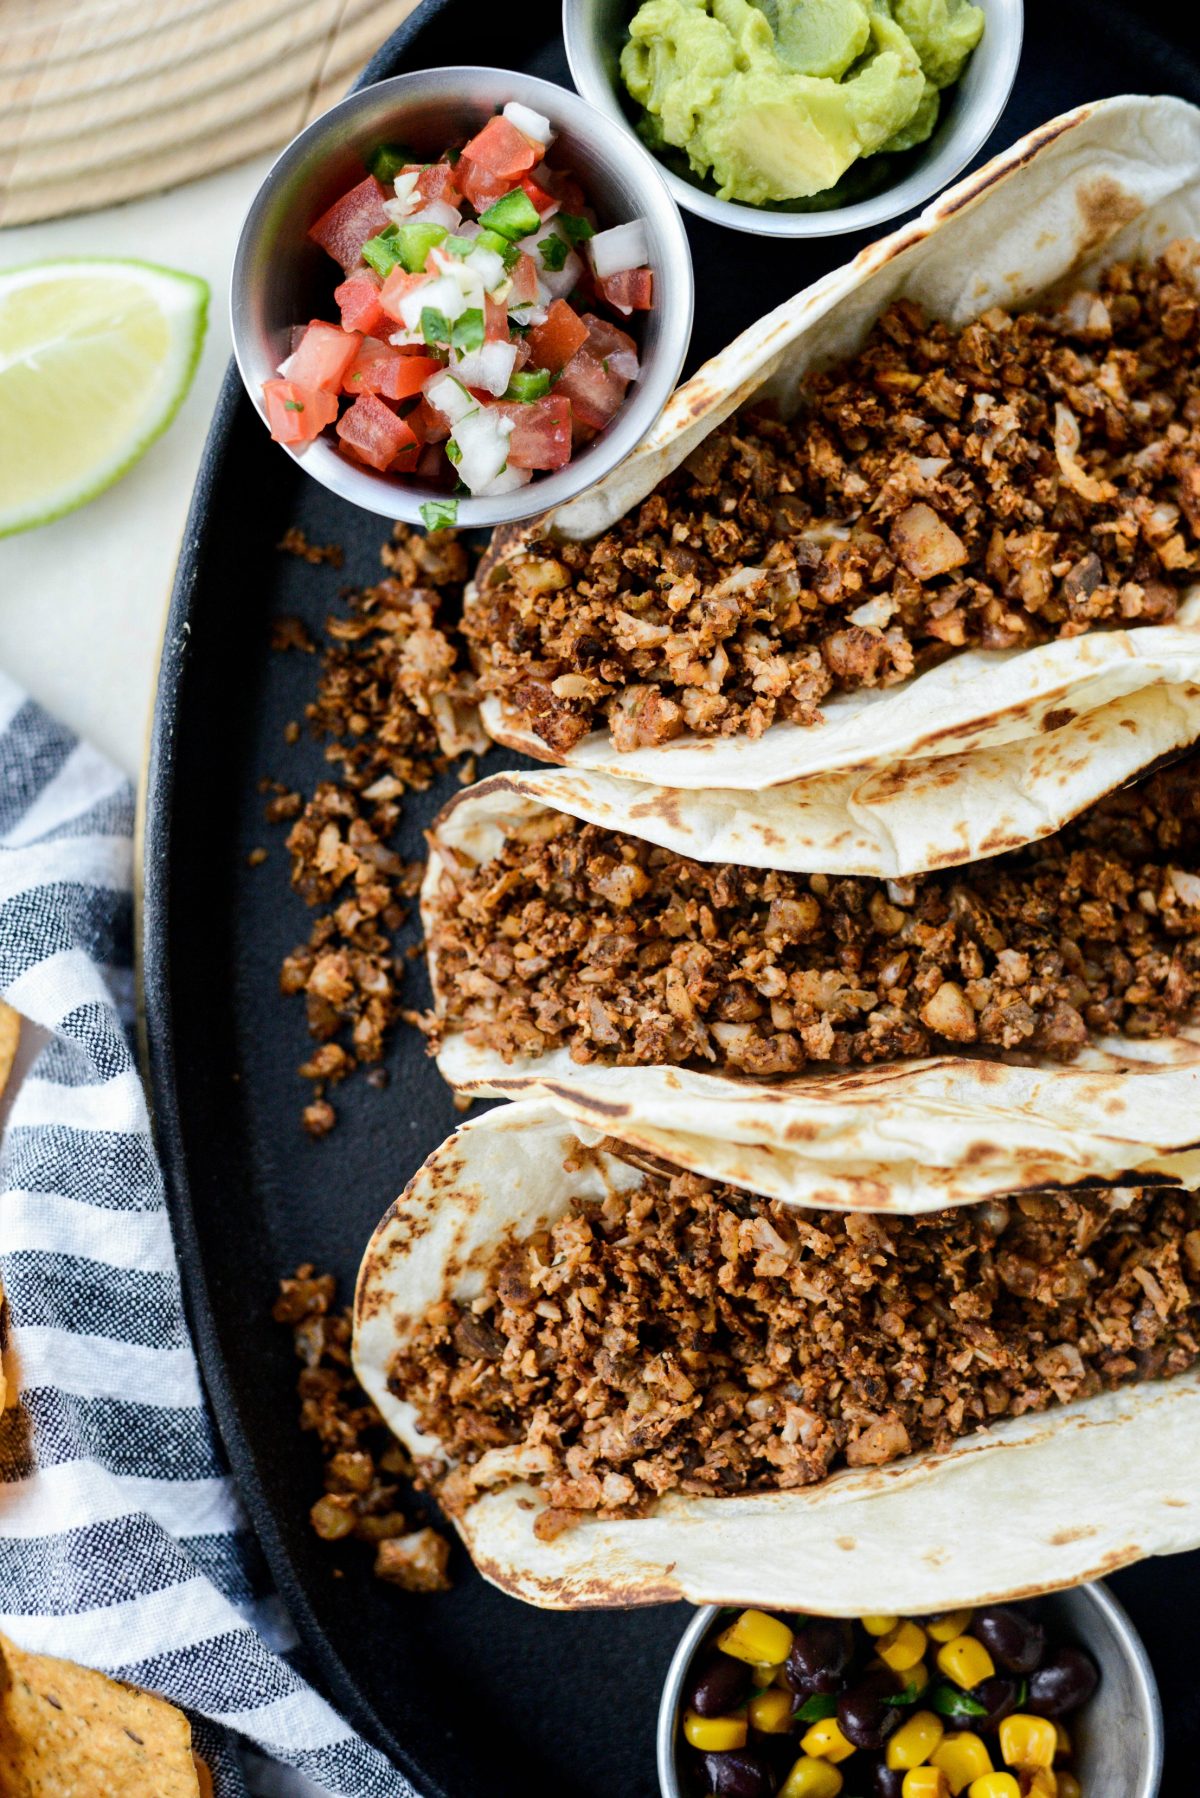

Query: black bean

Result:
[838,1668,902,1750]
[973,1606,1046,1675]
[785,1620,854,1695]
[703,1748,779,1797]
[970,1675,1022,1731]
[873,1767,906,1798]
[1027,1646,1100,1718]
[687,1651,753,1718]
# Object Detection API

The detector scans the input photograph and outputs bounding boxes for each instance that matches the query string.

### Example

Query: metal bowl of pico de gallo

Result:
[230,65,694,530]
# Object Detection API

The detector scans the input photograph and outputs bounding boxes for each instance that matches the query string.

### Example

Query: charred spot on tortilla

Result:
[469,243,1200,758]
[427,751,1200,1080]
[381,1156,1200,1531]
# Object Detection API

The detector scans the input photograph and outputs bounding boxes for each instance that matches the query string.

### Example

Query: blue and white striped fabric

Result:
[0,673,410,1798]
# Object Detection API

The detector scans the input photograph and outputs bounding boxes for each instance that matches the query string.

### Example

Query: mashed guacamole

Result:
[620,0,985,206]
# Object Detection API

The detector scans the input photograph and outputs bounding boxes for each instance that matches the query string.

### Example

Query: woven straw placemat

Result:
[0,0,420,226]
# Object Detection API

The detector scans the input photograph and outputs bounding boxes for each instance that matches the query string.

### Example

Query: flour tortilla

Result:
[423,769,1200,1213]
[354,1100,1200,1612]
[471,93,1200,790]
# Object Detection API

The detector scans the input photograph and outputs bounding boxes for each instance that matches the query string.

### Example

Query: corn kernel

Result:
[1053,1723,1072,1759]
[682,1710,747,1752]
[903,1772,949,1798]
[908,1660,932,1694]
[887,1710,946,1770]
[800,1718,855,1764]
[1057,1776,1082,1798]
[752,1662,784,1690]
[1025,1772,1058,1796]
[967,1778,1020,1798]
[780,1755,844,1798]
[717,1608,795,1667]
[931,1732,994,1796]
[749,1687,794,1734]
[936,1635,996,1690]
[927,1610,974,1643]
[879,1620,929,1673]
[863,1614,899,1636]
[998,1715,1058,1771]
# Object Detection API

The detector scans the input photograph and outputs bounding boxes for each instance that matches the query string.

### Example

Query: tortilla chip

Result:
[0,1003,18,1099]
[0,1632,200,1797]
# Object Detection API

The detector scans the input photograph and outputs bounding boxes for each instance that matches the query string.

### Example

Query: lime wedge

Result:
[0,258,208,537]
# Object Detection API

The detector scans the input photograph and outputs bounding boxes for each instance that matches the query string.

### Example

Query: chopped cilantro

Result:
[420,497,459,531]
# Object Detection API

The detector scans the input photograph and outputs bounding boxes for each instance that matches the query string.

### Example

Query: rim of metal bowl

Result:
[656,1583,1163,1798]
[563,0,1025,239]
[230,65,694,528]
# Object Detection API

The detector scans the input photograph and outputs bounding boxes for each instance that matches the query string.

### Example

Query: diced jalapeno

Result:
[504,368,552,401]
[361,226,405,278]
[394,222,448,271]
[476,227,521,269]
[367,144,416,183]
[478,189,541,241]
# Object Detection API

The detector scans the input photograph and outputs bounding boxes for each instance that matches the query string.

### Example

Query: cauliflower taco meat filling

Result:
[389,1162,1200,1536]
[427,755,1200,1076]
[467,244,1200,754]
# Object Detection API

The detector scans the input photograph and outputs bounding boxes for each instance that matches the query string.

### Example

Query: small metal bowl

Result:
[564,0,1024,239]
[659,1584,1163,1798]
[230,66,693,528]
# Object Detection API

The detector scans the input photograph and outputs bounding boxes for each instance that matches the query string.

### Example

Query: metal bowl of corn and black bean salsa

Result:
[659,1587,1163,1798]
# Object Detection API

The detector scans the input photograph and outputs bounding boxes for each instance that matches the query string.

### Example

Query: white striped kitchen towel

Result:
[0,672,411,1798]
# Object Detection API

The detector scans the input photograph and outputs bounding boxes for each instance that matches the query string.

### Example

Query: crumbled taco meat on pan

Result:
[269,524,485,1132]
[468,243,1200,753]
[427,754,1200,1075]
[390,1167,1200,1528]
[274,1265,452,1588]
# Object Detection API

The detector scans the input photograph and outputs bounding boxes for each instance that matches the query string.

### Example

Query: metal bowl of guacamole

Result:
[564,0,1023,237]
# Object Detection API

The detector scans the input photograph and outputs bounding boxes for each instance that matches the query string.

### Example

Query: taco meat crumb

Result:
[468,243,1200,753]
[426,754,1200,1076]
[389,1168,1200,1522]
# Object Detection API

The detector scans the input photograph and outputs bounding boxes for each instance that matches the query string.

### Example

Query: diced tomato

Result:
[463,115,542,179]
[581,311,639,366]
[457,155,515,213]
[408,395,451,443]
[520,172,559,217]
[262,379,339,445]
[399,159,463,208]
[537,165,588,214]
[336,393,417,471]
[485,295,511,341]
[596,267,654,314]
[378,266,433,322]
[509,252,540,307]
[309,175,391,273]
[392,444,422,474]
[526,298,589,373]
[334,268,385,335]
[417,442,456,485]
[287,321,361,392]
[342,338,441,401]
[493,393,573,470]
[555,350,625,432]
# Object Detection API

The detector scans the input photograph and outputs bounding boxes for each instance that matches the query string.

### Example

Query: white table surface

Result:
[0,156,275,778]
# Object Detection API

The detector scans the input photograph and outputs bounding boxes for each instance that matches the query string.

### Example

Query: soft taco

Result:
[464,93,1200,789]
[353,1099,1200,1611]
[421,748,1200,1211]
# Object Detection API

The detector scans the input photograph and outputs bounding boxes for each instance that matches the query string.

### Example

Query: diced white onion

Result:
[452,338,519,397]
[390,170,421,213]
[396,273,466,332]
[607,348,640,381]
[588,219,649,279]
[464,243,506,290]
[276,351,296,378]
[502,101,554,146]
[522,222,582,301]
[453,408,514,492]
[410,200,462,231]
[509,303,548,329]
[424,371,478,425]
[479,462,533,496]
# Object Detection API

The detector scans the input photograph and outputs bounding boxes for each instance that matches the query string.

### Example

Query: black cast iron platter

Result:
[142,5,1200,1793]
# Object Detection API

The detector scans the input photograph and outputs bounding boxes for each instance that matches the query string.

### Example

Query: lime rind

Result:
[0,257,209,538]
